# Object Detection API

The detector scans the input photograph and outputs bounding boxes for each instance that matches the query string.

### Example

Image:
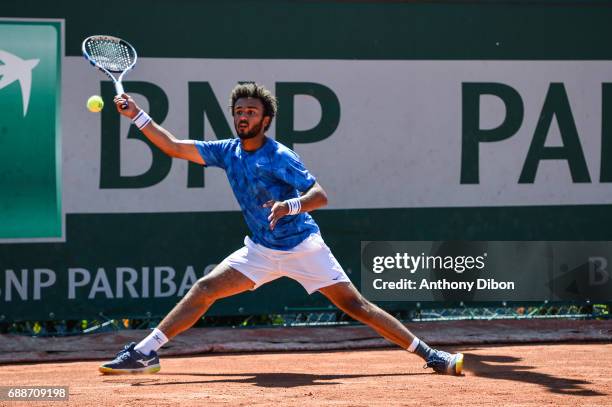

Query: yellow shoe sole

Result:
[99,365,161,375]
[454,353,464,375]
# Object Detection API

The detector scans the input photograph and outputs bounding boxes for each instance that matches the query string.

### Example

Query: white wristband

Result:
[285,198,301,215]
[132,110,152,130]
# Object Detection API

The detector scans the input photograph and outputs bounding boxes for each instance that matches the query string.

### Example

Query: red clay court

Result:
[1,344,611,406]
[1,320,610,406]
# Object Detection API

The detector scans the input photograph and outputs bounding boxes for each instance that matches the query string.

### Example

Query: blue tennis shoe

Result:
[99,342,160,374]
[425,349,464,375]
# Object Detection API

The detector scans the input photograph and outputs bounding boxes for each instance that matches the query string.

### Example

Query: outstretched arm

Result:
[263,182,328,230]
[113,94,204,164]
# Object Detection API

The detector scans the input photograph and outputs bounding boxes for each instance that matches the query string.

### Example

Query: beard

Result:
[236,118,264,140]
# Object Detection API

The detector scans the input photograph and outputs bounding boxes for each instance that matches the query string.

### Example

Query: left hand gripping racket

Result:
[81,35,137,109]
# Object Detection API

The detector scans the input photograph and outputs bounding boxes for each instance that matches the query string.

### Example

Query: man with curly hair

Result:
[99,83,463,376]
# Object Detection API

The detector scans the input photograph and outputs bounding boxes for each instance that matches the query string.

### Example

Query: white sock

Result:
[407,337,420,352]
[407,336,433,360]
[134,328,169,356]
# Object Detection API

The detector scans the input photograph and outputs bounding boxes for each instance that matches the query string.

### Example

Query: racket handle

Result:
[114,82,128,110]
[114,82,125,95]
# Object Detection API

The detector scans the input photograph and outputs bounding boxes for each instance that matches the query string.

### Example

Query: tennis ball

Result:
[87,95,104,113]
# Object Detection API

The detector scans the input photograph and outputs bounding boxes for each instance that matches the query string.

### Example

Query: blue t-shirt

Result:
[195,137,320,250]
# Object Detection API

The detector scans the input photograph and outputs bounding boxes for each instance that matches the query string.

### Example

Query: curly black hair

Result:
[229,82,277,131]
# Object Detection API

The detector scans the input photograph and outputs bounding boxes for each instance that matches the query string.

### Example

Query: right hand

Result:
[113,93,140,119]
[262,200,290,230]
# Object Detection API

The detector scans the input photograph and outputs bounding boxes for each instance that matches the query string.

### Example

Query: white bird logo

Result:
[0,49,39,117]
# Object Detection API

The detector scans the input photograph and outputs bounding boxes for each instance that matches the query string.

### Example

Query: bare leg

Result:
[157,262,255,339]
[320,282,464,375]
[318,282,416,349]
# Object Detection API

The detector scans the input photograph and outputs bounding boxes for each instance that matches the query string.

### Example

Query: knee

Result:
[188,278,218,305]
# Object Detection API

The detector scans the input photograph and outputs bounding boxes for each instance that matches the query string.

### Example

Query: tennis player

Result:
[99,83,463,376]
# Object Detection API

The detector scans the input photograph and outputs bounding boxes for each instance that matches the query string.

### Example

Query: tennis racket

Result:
[81,35,137,109]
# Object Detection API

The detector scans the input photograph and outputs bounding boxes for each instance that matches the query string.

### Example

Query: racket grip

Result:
[114,82,128,109]
[114,82,125,95]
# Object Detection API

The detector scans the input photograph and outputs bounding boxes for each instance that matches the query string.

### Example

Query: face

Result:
[233,97,270,139]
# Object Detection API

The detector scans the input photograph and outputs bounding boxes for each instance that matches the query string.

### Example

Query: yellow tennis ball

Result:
[87,95,104,113]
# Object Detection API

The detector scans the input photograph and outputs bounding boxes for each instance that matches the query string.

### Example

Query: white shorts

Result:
[225,233,351,294]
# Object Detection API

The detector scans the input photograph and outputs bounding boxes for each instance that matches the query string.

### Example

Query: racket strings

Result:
[85,39,135,72]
